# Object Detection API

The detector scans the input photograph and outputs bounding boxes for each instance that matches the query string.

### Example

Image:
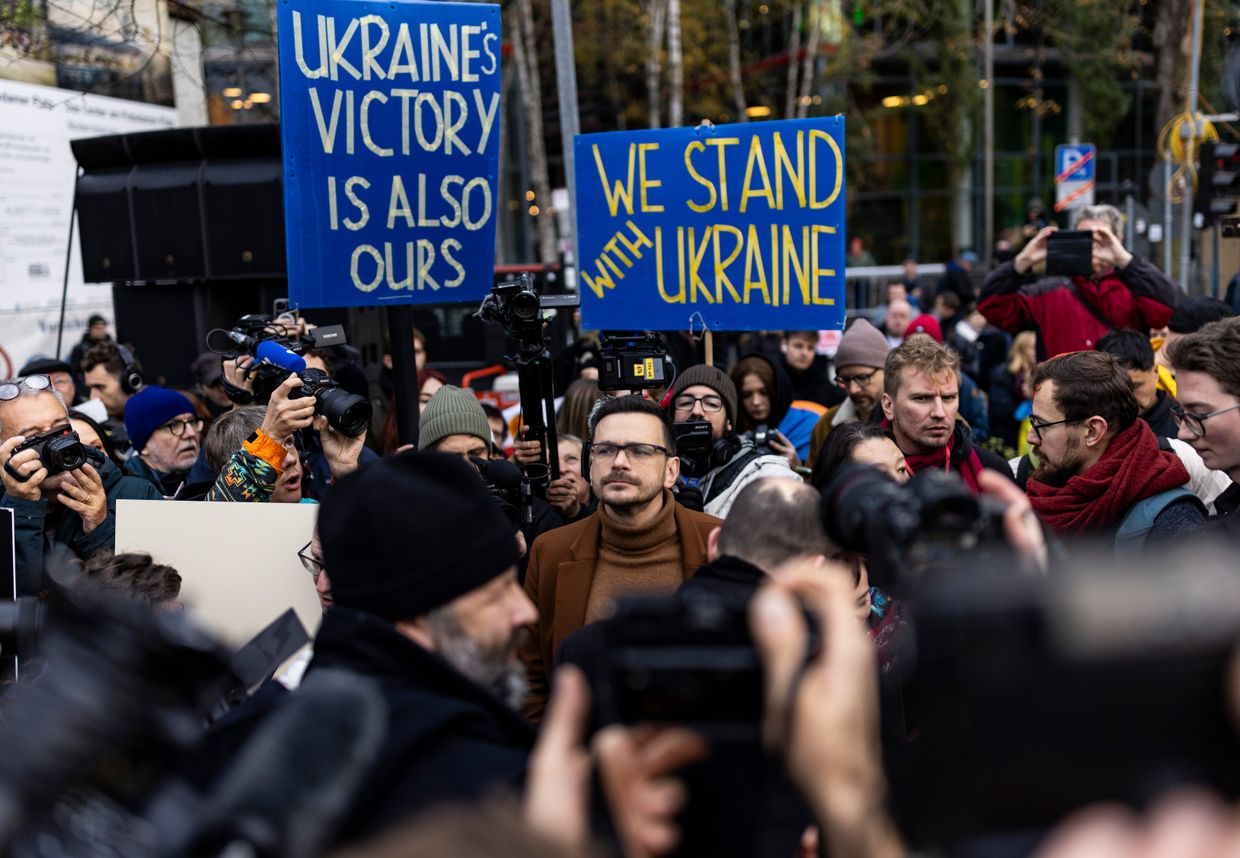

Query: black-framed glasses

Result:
[591,442,672,463]
[1028,416,1080,439]
[673,394,724,413]
[298,540,324,578]
[836,369,880,388]
[0,375,51,402]
[159,417,205,438]
[1171,402,1240,438]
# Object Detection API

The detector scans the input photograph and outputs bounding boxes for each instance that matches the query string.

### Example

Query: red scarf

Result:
[882,421,987,493]
[1026,420,1189,535]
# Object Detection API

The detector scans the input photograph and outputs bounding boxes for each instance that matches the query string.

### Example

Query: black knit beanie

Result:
[670,364,738,425]
[319,452,518,621]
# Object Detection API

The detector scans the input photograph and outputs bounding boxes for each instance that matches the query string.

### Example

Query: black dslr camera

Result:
[3,426,87,483]
[820,465,1008,589]
[286,368,371,437]
[597,332,673,392]
[206,314,371,435]
[673,420,715,479]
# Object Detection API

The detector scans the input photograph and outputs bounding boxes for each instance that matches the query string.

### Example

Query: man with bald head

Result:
[883,298,913,348]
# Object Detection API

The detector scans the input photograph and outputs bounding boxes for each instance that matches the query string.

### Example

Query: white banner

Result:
[0,78,177,373]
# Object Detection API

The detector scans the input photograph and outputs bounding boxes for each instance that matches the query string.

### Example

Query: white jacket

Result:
[702,452,802,518]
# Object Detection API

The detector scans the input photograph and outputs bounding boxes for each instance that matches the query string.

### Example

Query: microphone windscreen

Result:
[256,340,307,374]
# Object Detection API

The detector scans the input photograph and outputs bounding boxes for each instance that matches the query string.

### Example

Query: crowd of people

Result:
[3,200,1240,855]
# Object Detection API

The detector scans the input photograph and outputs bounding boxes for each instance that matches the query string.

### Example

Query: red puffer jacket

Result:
[978,256,1178,359]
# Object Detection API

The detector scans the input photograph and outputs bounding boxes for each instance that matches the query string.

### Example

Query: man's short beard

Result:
[426,606,527,709]
[1032,435,1085,487]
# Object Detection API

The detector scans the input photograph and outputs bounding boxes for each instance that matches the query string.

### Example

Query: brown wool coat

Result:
[519,500,720,722]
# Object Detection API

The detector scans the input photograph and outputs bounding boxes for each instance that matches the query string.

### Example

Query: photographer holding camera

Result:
[0,375,162,595]
[204,373,368,503]
[979,204,1179,359]
[669,365,801,518]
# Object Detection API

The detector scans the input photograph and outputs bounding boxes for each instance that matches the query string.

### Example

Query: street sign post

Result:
[1055,143,1096,213]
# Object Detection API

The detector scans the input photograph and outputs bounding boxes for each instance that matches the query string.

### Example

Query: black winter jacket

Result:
[306,607,535,845]
[3,446,162,595]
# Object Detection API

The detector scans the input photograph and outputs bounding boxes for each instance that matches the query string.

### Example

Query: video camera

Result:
[477,273,578,355]
[206,315,371,436]
[477,273,578,495]
[819,464,1009,589]
[597,332,673,392]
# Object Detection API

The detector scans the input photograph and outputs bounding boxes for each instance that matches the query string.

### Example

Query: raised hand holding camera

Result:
[316,415,365,482]
[260,374,317,441]
[56,464,107,535]
[0,436,47,501]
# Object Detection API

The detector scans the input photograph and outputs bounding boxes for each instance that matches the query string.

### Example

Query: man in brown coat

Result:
[520,395,719,722]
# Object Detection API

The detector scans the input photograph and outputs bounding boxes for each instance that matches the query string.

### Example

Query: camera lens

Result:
[317,388,372,437]
[511,288,541,320]
[41,435,88,476]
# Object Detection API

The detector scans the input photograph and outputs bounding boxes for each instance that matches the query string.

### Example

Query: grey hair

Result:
[1072,204,1123,237]
[203,405,266,472]
[0,382,69,438]
[559,433,583,449]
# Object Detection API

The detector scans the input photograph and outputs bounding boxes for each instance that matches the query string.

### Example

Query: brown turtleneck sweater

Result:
[585,489,684,623]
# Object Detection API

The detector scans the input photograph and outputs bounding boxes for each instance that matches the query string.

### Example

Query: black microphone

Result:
[186,668,387,858]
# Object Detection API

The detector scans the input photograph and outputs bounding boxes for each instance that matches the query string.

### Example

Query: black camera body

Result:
[820,465,1008,589]
[477,273,579,354]
[1045,229,1094,277]
[286,368,371,437]
[597,332,672,392]
[471,457,528,528]
[600,595,763,738]
[3,426,87,483]
[673,420,715,479]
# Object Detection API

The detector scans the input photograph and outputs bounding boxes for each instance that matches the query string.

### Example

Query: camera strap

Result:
[1066,282,1117,333]
[702,443,765,505]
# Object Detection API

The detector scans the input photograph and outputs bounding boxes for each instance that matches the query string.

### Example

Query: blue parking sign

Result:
[1055,144,1096,183]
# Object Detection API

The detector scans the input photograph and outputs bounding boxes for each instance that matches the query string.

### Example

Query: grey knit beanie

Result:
[834,318,890,370]
[418,385,492,451]
[670,364,738,425]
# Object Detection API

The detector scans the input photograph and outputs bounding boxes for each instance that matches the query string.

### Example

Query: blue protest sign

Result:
[574,117,846,332]
[276,0,501,309]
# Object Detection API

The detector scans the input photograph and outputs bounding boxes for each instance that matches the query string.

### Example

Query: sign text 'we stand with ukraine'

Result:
[576,117,847,332]
[277,0,501,309]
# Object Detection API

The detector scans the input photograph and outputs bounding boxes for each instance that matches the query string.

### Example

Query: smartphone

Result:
[1045,229,1094,277]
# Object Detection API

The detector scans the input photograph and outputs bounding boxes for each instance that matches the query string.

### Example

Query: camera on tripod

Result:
[597,332,673,392]
[477,273,579,352]
[476,273,578,494]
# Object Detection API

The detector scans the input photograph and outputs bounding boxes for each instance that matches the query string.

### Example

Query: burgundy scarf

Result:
[881,421,987,493]
[1026,420,1188,535]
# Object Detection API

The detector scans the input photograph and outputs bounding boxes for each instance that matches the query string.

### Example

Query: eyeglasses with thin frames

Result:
[590,442,672,464]
[836,369,880,389]
[1028,416,1080,440]
[0,375,51,402]
[673,394,724,414]
[298,540,324,579]
[1171,402,1240,438]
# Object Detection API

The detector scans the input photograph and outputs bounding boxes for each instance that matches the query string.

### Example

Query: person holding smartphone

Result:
[978,203,1179,359]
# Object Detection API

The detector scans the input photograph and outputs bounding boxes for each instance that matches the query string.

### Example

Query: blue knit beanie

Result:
[124,387,196,452]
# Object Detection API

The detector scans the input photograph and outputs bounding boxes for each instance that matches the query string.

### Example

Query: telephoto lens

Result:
[316,387,372,437]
